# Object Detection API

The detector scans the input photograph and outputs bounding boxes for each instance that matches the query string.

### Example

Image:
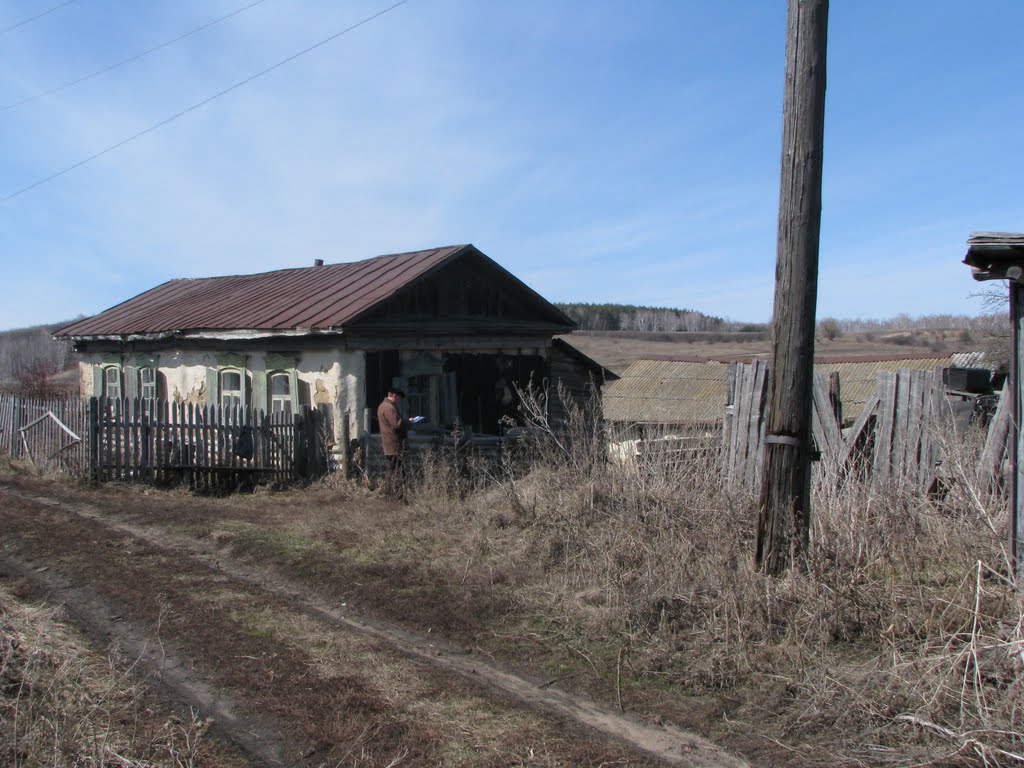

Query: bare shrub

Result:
[507,380,607,482]
[818,317,842,341]
[404,427,495,510]
[9,359,67,399]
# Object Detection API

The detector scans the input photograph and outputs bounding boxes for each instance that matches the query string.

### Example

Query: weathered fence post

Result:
[341,413,351,479]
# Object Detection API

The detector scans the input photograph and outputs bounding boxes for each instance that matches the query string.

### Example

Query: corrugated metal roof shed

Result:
[56,244,572,338]
[604,355,968,425]
[602,360,730,424]
[814,357,950,421]
[950,351,988,369]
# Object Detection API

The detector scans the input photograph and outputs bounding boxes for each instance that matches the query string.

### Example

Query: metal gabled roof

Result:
[56,245,572,338]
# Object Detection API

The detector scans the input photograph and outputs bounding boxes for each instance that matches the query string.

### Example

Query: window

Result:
[139,367,156,401]
[269,372,291,416]
[104,366,121,399]
[221,370,243,409]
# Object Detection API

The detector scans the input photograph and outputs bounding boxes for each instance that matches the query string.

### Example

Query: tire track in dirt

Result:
[0,483,749,768]
[0,551,289,768]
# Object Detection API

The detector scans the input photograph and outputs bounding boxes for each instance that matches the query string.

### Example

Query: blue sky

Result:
[1,0,1020,331]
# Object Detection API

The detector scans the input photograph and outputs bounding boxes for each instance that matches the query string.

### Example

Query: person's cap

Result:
[388,388,406,398]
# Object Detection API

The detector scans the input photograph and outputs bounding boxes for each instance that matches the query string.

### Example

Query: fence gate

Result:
[19,409,83,473]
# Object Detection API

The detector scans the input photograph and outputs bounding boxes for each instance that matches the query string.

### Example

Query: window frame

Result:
[138,366,157,401]
[220,368,244,410]
[103,365,122,399]
[268,371,293,416]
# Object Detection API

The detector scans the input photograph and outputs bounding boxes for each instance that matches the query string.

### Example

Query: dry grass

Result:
[206,385,1021,764]
[0,586,213,768]
[380,388,1024,766]
[6,385,1021,765]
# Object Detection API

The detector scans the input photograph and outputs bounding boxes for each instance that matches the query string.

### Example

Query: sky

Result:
[0,0,1021,332]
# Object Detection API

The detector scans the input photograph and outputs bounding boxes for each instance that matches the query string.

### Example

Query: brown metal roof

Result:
[57,245,569,337]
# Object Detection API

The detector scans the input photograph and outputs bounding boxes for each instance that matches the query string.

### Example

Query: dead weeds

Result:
[3,414,1022,765]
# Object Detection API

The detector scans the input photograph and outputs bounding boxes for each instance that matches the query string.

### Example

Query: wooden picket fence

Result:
[0,394,327,489]
[723,362,1000,496]
[88,398,327,490]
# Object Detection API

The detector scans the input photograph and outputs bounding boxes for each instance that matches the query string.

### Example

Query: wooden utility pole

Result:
[756,0,829,575]
[1011,279,1024,581]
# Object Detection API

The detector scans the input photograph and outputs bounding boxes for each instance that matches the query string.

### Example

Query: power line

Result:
[3,0,270,112]
[0,0,76,36]
[3,0,411,202]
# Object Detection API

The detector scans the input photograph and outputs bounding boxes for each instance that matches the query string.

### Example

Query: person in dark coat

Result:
[376,388,408,496]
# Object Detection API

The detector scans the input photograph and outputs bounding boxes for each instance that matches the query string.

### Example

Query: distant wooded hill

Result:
[556,302,1008,336]
[554,303,754,333]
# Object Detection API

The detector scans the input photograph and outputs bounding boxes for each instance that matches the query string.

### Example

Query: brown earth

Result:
[0,471,764,768]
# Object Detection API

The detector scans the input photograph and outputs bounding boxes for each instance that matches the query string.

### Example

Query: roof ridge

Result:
[171,245,471,283]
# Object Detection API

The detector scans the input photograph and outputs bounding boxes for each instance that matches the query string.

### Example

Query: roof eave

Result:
[963,232,1024,281]
[63,327,345,344]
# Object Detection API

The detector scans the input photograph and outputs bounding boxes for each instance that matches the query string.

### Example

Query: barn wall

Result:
[548,343,605,427]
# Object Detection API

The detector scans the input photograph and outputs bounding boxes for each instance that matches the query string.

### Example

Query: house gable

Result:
[348,247,573,334]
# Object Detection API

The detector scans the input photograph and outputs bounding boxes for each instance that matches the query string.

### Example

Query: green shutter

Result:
[206,368,219,408]
[123,365,138,399]
[92,365,103,398]
[289,370,300,411]
[252,372,268,414]
[240,370,249,408]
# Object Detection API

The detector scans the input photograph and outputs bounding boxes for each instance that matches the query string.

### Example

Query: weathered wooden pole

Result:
[961,233,1024,582]
[1011,280,1024,580]
[756,0,829,575]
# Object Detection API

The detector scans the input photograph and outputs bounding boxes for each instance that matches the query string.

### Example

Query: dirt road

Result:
[0,477,749,768]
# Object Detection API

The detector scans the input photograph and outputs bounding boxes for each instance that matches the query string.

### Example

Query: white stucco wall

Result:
[291,349,366,441]
[161,352,216,404]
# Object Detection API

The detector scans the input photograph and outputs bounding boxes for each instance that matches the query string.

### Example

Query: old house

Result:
[55,245,604,459]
